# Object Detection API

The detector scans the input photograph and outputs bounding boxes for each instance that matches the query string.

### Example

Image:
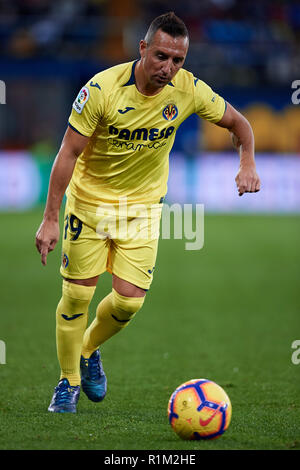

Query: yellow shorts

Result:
[60,197,162,290]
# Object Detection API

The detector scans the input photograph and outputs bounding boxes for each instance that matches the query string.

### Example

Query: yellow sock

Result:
[56,280,96,386]
[81,288,145,358]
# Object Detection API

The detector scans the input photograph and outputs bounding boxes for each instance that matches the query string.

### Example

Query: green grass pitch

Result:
[0,209,299,450]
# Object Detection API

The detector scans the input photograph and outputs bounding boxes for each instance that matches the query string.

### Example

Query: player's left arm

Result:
[216,102,261,196]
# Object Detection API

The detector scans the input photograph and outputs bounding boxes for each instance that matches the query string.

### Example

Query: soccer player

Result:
[35,12,260,413]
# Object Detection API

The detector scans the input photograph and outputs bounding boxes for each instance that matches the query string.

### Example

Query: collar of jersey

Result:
[123,60,175,90]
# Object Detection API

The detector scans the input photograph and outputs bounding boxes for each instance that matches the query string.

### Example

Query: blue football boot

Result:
[80,350,107,402]
[48,378,80,413]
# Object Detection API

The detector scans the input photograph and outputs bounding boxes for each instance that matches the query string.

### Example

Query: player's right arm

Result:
[35,126,89,266]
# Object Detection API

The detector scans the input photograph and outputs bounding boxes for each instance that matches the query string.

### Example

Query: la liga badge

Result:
[73,86,89,114]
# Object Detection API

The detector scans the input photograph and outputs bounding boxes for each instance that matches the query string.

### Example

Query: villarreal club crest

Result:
[162,103,178,121]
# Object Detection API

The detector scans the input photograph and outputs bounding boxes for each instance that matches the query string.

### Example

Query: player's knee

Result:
[57,280,96,315]
[111,288,145,325]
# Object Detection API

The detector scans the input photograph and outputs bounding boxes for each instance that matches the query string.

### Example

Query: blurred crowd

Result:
[144,0,300,86]
[1,0,299,86]
[0,0,108,61]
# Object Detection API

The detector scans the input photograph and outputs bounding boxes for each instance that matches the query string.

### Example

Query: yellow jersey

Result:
[67,60,226,209]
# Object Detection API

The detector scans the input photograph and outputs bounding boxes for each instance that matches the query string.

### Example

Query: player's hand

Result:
[235,166,261,197]
[35,219,60,266]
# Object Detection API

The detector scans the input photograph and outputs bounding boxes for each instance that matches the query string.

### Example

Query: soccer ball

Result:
[168,379,232,440]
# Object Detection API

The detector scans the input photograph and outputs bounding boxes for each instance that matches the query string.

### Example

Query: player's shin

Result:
[81,288,145,358]
[56,280,96,386]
